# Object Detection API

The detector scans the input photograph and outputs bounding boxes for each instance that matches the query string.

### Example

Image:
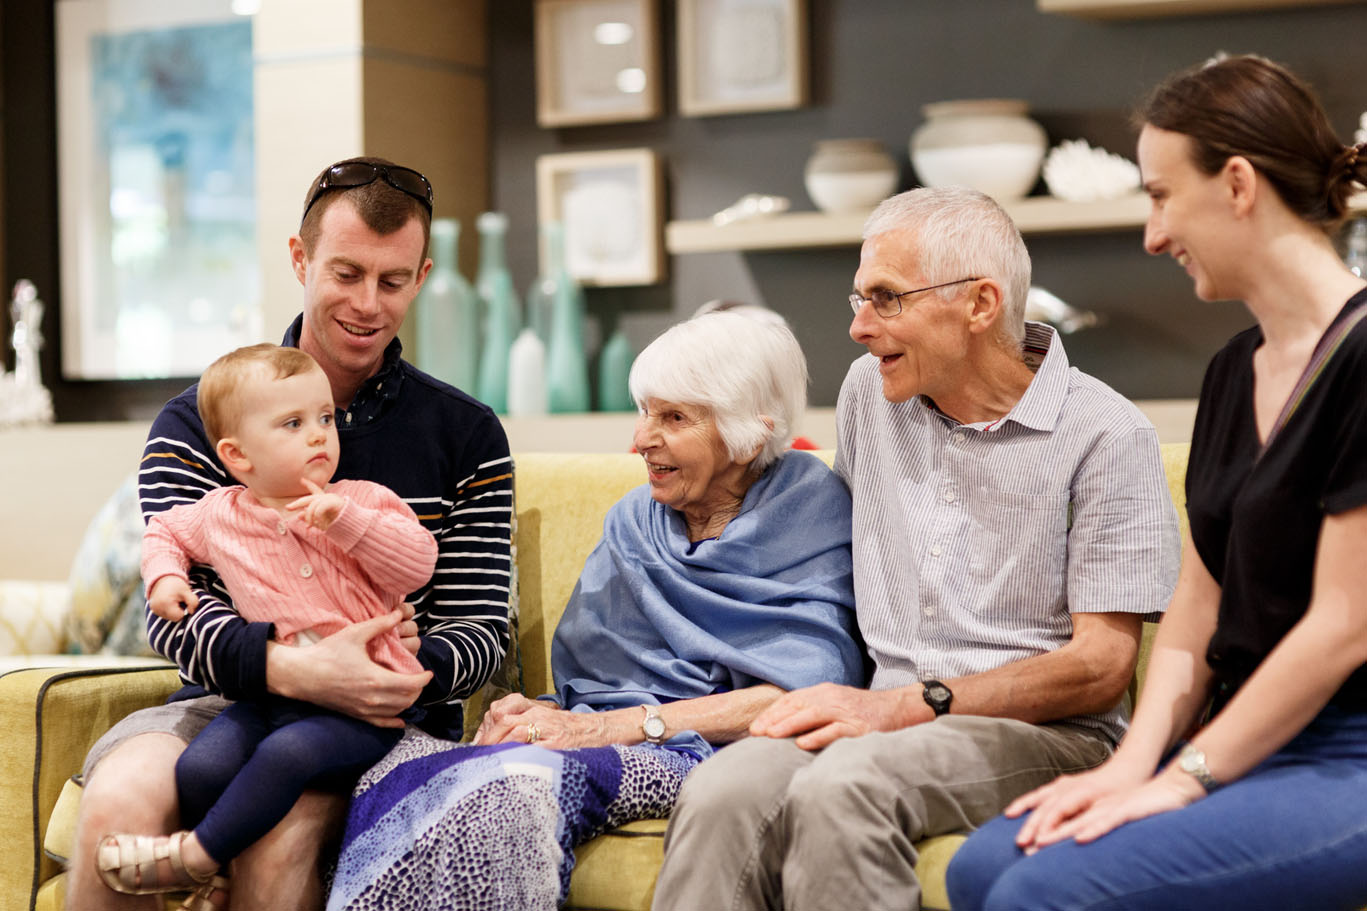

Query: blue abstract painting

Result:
[87,17,257,377]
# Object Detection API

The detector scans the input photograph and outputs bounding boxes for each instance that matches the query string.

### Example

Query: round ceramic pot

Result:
[803,139,899,213]
[909,99,1047,200]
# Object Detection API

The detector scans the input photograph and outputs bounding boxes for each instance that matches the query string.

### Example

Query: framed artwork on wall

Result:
[534,0,662,127]
[677,0,808,117]
[536,148,664,286]
[55,0,261,380]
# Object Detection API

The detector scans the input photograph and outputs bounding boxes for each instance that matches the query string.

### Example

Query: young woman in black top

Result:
[947,54,1367,910]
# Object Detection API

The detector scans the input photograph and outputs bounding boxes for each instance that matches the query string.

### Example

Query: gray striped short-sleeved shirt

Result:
[834,323,1179,744]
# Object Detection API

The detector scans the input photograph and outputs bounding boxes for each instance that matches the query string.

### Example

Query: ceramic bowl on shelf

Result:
[803,139,899,213]
[909,99,1047,201]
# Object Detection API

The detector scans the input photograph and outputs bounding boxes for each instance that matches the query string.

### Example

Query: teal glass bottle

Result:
[543,222,590,413]
[597,325,635,412]
[524,222,562,346]
[474,212,521,413]
[414,218,479,393]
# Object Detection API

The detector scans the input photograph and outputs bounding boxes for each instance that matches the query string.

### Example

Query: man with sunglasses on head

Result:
[653,187,1180,911]
[68,157,513,911]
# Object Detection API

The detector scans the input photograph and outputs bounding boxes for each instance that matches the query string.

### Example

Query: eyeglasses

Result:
[300,162,434,225]
[848,277,981,318]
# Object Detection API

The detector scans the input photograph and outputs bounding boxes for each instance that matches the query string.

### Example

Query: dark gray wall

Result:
[489,0,1367,406]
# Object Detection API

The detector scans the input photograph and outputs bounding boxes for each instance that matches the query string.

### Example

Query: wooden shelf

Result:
[1037,0,1362,19]
[666,193,1153,254]
[667,190,1367,255]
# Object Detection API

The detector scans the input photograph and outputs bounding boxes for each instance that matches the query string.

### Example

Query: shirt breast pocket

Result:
[962,486,1070,618]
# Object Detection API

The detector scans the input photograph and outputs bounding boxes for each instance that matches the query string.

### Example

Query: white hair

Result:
[863,186,1032,346]
[691,299,792,331]
[629,310,808,472]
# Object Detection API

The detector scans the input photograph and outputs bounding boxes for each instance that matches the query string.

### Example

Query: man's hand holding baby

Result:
[287,478,347,531]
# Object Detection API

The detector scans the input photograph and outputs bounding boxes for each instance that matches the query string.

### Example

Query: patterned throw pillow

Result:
[62,472,158,657]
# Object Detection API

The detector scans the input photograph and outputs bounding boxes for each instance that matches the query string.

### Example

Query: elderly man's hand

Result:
[748,682,924,750]
[473,693,610,750]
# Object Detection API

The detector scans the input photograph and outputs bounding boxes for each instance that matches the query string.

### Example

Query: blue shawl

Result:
[550,450,864,759]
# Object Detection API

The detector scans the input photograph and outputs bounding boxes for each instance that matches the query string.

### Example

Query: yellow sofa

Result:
[1,446,1191,911]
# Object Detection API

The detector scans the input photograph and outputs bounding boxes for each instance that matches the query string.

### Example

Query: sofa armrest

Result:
[0,665,179,911]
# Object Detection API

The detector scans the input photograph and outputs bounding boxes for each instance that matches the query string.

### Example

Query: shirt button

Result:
[952,433,965,444]
[942,490,956,503]
[300,564,313,578]
[930,544,943,557]
[923,606,934,616]
[345,412,353,424]
[277,521,287,535]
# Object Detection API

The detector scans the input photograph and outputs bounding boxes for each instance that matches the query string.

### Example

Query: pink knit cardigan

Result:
[141,479,437,674]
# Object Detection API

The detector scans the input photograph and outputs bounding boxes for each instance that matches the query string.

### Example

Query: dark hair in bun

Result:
[1139,54,1366,231]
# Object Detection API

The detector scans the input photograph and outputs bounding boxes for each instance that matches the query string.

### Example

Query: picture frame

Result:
[56,0,261,380]
[677,0,808,117]
[534,0,662,127]
[536,149,665,287]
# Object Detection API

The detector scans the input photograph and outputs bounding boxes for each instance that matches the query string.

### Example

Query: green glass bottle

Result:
[543,222,590,413]
[414,218,479,393]
[474,212,521,413]
[597,326,635,412]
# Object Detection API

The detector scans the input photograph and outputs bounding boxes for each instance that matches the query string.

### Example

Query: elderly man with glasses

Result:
[68,157,512,911]
[652,186,1180,911]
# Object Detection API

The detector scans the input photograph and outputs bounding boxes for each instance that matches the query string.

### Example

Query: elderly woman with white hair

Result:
[326,311,864,911]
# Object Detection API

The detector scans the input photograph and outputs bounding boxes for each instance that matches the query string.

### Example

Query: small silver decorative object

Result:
[1025,286,1101,335]
[711,193,791,226]
[1,279,55,427]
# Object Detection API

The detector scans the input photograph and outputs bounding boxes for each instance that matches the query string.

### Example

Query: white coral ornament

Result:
[1042,139,1141,203]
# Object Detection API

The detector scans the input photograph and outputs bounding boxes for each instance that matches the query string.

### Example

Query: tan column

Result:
[253,0,488,350]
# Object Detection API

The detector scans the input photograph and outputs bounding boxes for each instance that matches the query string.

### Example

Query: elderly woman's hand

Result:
[473,693,612,749]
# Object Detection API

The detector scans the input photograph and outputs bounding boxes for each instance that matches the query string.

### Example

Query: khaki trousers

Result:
[653,715,1112,911]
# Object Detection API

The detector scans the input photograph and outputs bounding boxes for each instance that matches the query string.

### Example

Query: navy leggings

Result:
[175,697,402,865]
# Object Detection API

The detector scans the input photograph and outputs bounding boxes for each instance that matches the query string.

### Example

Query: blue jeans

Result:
[175,697,402,866]
[946,706,1367,911]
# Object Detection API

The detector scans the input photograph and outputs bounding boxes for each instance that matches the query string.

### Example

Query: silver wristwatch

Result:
[1176,743,1219,792]
[641,705,667,744]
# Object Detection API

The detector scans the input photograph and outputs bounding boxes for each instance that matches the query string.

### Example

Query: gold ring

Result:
[526,723,541,744]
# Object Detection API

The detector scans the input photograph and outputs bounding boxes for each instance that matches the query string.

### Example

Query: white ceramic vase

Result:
[803,139,899,213]
[909,99,1047,201]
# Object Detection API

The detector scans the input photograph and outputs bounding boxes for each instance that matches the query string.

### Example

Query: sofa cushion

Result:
[567,818,667,910]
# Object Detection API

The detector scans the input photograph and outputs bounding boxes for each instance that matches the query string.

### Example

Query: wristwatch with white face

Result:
[1177,743,1219,792]
[641,705,667,744]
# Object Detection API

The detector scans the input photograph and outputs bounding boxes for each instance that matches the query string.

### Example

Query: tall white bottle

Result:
[507,327,548,417]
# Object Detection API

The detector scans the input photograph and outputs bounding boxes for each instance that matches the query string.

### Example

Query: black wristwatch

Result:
[921,680,953,717]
